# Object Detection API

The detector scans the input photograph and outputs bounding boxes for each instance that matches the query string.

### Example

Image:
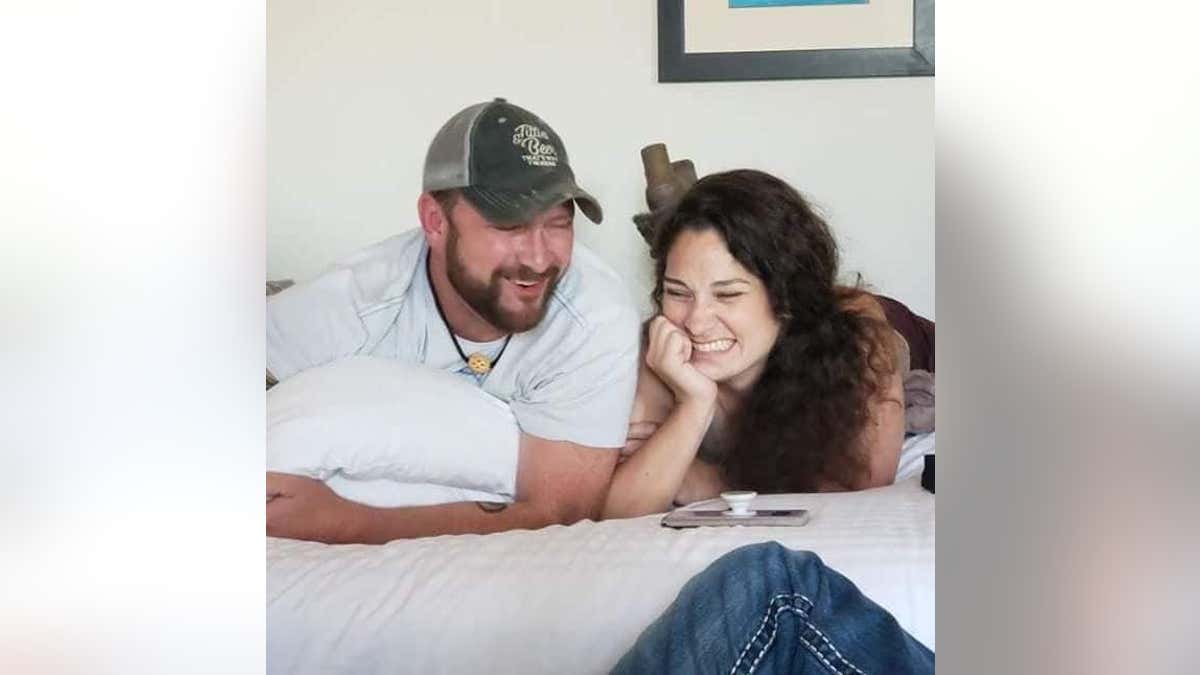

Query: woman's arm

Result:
[845,293,908,489]
[859,294,902,482]
[603,394,715,518]
[855,362,906,488]
[602,316,718,519]
[672,457,727,505]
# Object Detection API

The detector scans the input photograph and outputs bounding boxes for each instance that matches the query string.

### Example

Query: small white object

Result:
[721,491,757,516]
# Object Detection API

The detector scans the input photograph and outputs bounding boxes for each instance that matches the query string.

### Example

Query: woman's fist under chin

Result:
[645,316,717,405]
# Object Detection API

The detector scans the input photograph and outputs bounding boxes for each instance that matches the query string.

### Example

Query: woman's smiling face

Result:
[660,228,782,391]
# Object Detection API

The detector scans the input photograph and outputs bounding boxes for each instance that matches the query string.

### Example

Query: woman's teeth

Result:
[692,339,735,353]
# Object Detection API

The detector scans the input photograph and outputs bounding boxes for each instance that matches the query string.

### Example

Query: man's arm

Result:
[266,432,618,544]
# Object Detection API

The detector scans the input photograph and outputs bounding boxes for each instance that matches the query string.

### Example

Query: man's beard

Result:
[444,223,561,333]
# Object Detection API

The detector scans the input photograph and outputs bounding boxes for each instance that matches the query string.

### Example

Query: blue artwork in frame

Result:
[730,0,868,7]
[658,0,933,81]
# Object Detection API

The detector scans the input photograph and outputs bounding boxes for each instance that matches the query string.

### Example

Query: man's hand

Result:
[266,472,365,543]
[620,421,660,462]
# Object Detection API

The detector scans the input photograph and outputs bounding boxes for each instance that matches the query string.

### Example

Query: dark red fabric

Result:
[875,295,935,372]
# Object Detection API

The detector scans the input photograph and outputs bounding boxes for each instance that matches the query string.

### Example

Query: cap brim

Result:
[461,179,603,225]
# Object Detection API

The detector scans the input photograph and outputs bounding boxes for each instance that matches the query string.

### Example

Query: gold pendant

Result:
[467,352,492,375]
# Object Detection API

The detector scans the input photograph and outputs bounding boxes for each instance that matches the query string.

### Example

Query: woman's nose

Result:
[683,297,715,335]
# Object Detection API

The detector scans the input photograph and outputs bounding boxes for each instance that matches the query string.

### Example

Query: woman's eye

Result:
[715,293,744,301]
[664,289,691,298]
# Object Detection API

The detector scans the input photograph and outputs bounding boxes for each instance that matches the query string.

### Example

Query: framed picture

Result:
[657,0,933,82]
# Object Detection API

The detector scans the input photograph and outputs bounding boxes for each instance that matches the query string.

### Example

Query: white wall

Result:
[268,1,933,318]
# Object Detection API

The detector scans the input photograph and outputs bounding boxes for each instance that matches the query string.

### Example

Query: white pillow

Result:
[322,475,511,508]
[267,356,519,507]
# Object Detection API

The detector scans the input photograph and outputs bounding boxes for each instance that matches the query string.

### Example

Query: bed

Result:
[266,473,934,673]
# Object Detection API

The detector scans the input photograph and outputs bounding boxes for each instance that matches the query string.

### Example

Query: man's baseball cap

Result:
[422,98,603,224]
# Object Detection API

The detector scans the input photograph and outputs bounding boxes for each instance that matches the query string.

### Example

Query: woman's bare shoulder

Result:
[836,288,909,384]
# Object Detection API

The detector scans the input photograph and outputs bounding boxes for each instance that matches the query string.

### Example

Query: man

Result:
[266,98,640,543]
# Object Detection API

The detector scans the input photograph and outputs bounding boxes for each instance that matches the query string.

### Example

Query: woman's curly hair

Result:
[649,169,896,491]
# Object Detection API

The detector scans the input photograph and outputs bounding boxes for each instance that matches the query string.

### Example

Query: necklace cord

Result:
[425,255,512,372]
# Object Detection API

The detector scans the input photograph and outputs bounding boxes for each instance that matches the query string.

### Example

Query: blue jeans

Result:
[612,542,933,675]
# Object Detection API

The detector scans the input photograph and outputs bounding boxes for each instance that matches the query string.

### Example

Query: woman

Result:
[603,169,907,519]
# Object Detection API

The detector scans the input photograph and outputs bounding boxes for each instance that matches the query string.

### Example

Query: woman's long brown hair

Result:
[650,169,895,491]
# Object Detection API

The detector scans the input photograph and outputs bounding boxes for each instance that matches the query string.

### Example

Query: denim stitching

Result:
[729,593,866,675]
[730,592,799,674]
[783,606,866,675]
[747,604,790,673]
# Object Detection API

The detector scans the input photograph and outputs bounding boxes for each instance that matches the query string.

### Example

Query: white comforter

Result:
[267,476,934,674]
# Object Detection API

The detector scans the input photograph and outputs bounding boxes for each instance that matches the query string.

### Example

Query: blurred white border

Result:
[1,3,265,674]
[937,1,1199,673]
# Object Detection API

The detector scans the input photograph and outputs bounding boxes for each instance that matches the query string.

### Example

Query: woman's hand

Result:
[620,420,660,462]
[645,316,717,406]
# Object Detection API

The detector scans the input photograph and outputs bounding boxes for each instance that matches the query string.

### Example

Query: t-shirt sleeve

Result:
[266,268,369,381]
[509,304,641,449]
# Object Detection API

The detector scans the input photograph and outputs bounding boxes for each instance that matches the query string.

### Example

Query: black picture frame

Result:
[657,0,934,82]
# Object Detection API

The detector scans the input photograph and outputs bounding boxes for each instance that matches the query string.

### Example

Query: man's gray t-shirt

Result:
[266,228,641,448]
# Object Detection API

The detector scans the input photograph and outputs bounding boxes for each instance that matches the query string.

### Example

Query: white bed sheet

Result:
[267,476,933,674]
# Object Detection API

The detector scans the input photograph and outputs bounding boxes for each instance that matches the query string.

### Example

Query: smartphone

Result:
[661,508,810,529]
